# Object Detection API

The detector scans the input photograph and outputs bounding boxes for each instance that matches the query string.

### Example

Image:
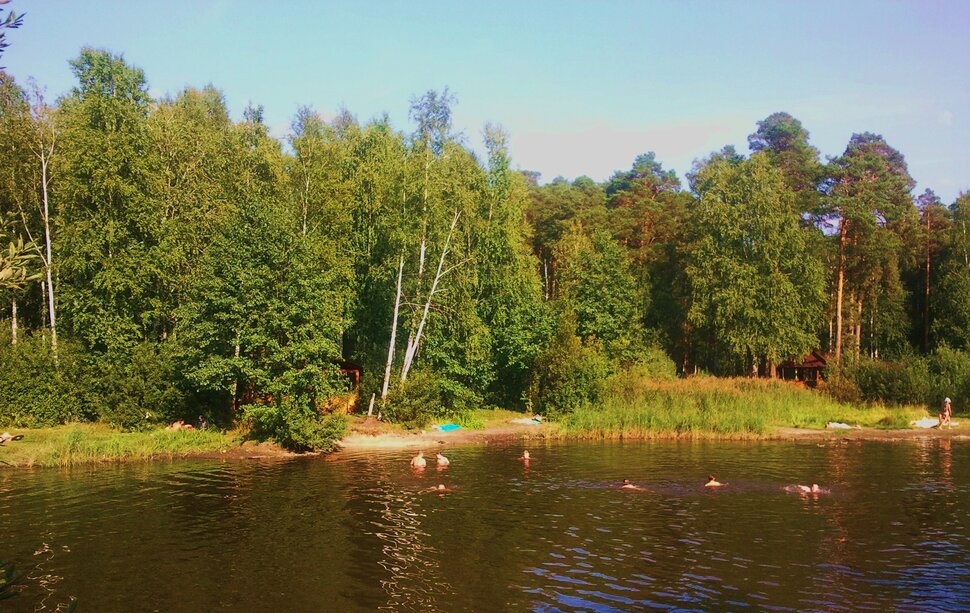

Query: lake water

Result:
[3,439,969,612]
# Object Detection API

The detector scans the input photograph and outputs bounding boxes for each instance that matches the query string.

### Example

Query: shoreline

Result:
[3,421,966,469]
[337,420,970,451]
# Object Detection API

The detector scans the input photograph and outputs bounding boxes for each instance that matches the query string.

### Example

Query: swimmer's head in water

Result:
[437,484,446,490]
[523,450,530,458]
[623,479,631,484]
[708,475,716,482]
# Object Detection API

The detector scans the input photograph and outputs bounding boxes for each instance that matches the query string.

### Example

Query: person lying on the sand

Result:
[0,432,24,445]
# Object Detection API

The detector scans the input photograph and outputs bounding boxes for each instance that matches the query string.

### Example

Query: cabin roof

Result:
[778,351,827,369]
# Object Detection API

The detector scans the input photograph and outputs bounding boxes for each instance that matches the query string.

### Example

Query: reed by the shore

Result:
[559,376,928,439]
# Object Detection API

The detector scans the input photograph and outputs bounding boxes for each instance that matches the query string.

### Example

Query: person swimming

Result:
[518,450,531,462]
[620,479,646,491]
[423,484,452,494]
[410,451,427,469]
[436,453,450,466]
[786,483,826,495]
[704,475,725,488]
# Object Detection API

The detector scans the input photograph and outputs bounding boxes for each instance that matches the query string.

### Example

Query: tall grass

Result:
[0,424,239,467]
[560,375,928,439]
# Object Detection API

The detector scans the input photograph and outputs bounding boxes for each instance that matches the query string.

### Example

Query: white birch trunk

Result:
[40,150,57,355]
[381,253,406,401]
[400,210,461,383]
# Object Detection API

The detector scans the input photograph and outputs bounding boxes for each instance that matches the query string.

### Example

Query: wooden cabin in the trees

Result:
[777,351,827,386]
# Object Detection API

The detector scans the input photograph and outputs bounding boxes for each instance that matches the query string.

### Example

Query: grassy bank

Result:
[559,376,929,439]
[0,424,242,468]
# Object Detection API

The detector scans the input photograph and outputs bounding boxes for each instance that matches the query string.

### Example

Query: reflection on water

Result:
[2,439,969,611]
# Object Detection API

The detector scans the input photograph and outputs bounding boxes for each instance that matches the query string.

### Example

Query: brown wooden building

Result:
[777,351,827,386]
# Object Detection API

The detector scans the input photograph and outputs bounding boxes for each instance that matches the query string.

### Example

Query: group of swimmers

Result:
[411,448,531,493]
[411,450,827,497]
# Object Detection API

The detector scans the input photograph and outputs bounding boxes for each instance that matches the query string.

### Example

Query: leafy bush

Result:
[382,370,445,428]
[629,346,677,380]
[840,358,929,406]
[530,311,615,416]
[0,331,92,427]
[88,342,190,430]
[926,345,970,412]
[243,396,346,452]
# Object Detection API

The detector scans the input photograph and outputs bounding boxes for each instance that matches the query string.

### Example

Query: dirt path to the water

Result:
[338,418,556,450]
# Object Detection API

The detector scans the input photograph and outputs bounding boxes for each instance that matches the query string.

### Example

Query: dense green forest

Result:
[2,49,969,447]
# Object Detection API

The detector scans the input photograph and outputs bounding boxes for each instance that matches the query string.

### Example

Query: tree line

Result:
[1,49,968,443]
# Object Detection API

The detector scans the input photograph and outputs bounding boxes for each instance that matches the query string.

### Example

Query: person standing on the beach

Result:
[941,397,953,429]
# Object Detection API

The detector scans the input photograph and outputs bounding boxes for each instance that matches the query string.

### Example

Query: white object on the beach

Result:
[911,417,941,429]
[825,422,860,429]
[510,418,542,425]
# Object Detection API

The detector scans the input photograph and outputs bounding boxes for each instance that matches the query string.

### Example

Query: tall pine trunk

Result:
[834,219,848,363]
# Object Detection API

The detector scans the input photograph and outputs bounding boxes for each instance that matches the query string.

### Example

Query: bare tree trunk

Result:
[828,317,834,353]
[41,152,57,356]
[924,209,931,351]
[366,393,376,417]
[542,257,549,301]
[40,280,48,344]
[854,298,862,365]
[834,219,848,363]
[381,253,405,401]
[401,210,461,382]
[231,339,241,413]
[10,298,17,345]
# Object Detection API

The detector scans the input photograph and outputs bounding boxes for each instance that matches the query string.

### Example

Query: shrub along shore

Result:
[2,378,938,468]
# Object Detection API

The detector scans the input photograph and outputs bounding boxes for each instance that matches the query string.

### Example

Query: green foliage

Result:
[243,397,346,452]
[849,358,930,406]
[0,423,237,467]
[382,369,447,428]
[86,342,189,430]
[931,258,970,350]
[1,56,962,443]
[825,347,970,409]
[530,311,615,416]
[627,346,678,380]
[0,332,90,426]
[562,376,926,438]
[925,345,970,410]
[687,154,826,373]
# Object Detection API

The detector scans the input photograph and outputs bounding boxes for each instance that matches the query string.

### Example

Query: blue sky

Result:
[4,0,969,202]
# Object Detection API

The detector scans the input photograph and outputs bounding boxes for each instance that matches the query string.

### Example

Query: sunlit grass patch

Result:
[0,423,239,467]
[558,375,928,439]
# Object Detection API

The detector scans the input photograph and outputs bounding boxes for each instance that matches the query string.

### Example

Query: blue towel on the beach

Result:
[437,423,461,432]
